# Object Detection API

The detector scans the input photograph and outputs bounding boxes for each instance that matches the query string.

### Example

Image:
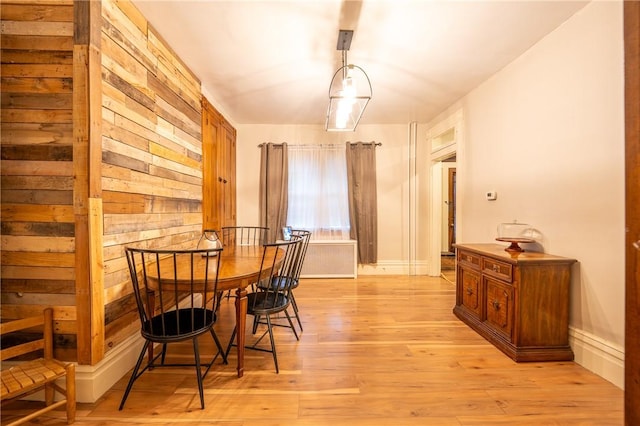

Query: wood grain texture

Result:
[202,97,236,231]
[1,0,212,368]
[2,276,624,425]
[99,0,204,360]
[1,0,79,363]
[454,244,575,362]
[624,2,640,424]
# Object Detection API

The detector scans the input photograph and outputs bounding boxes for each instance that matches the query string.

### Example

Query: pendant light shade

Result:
[325,30,372,132]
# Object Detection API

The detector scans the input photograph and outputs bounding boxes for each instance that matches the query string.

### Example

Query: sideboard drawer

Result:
[482,257,513,283]
[458,250,481,269]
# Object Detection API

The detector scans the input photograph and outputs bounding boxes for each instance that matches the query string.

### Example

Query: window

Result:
[286,145,350,240]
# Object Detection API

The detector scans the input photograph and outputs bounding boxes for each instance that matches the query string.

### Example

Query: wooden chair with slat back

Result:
[1,308,76,425]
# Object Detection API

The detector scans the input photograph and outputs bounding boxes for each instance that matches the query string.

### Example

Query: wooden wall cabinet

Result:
[202,98,236,231]
[453,243,576,362]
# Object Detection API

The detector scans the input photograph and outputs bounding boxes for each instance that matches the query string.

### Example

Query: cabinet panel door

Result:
[202,97,236,231]
[222,121,236,226]
[485,277,513,339]
[202,101,221,230]
[458,267,481,317]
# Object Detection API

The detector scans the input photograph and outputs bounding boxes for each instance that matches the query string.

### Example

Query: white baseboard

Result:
[75,333,146,403]
[15,332,146,404]
[75,293,206,402]
[358,261,430,275]
[569,326,624,389]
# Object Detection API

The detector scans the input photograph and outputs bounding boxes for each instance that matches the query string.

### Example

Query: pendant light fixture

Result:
[325,30,372,132]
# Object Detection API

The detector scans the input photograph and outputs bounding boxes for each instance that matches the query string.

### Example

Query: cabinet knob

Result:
[492,300,501,311]
[492,264,500,272]
[466,287,474,295]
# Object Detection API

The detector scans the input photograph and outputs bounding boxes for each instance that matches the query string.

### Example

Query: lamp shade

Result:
[325,64,372,131]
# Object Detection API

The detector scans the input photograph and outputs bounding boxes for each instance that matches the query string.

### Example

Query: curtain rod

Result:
[257,142,382,148]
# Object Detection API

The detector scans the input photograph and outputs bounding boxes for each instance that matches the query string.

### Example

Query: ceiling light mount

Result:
[325,29,372,132]
[336,29,353,51]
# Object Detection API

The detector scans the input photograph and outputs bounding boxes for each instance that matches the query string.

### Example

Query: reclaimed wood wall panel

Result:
[73,0,104,365]
[0,0,77,360]
[2,0,207,366]
[100,0,204,353]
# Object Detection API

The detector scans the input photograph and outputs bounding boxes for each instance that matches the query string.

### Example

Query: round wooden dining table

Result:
[144,243,283,378]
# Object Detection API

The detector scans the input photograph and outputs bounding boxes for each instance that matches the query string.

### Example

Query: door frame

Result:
[624,2,639,423]
[447,167,456,253]
[427,110,463,276]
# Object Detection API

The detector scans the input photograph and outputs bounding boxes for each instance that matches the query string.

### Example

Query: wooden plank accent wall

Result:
[1,0,77,361]
[1,0,205,366]
[74,0,104,365]
[100,0,204,354]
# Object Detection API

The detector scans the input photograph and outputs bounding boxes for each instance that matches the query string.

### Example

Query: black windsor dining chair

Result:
[221,226,269,247]
[225,236,303,373]
[256,229,311,333]
[120,246,227,410]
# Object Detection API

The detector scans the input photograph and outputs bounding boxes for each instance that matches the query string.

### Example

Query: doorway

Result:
[426,108,462,278]
[440,156,456,276]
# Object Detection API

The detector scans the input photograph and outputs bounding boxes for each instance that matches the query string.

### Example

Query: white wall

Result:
[456,1,624,386]
[233,0,625,388]
[234,124,414,273]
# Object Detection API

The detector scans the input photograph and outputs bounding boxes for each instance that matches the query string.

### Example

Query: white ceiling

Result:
[131,0,589,126]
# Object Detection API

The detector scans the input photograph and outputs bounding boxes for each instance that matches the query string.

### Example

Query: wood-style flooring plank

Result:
[0,275,624,425]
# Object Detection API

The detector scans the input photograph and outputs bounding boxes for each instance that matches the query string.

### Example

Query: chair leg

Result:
[65,363,76,424]
[265,315,279,374]
[284,309,299,340]
[193,338,205,409]
[225,326,237,359]
[160,343,168,365]
[215,291,223,311]
[119,340,151,410]
[210,328,228,364]
[290,292,303,332]
[252,315,260,334]
[44,382,54,406]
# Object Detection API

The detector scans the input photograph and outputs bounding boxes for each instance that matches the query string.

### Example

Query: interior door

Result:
[447,168,456,253]
[222,120,236,227]
[201,97,220,231]
[624,2,639,424]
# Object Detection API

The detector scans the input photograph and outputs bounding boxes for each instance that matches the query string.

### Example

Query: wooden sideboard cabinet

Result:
[453,243,576,362]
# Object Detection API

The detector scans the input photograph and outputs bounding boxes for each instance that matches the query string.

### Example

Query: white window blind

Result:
[286,145,350,240]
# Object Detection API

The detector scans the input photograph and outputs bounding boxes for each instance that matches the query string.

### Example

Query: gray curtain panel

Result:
[346,142,378,264]
[259,143,288,243]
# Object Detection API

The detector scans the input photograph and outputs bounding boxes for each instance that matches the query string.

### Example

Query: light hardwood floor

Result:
[2,276,624,425]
